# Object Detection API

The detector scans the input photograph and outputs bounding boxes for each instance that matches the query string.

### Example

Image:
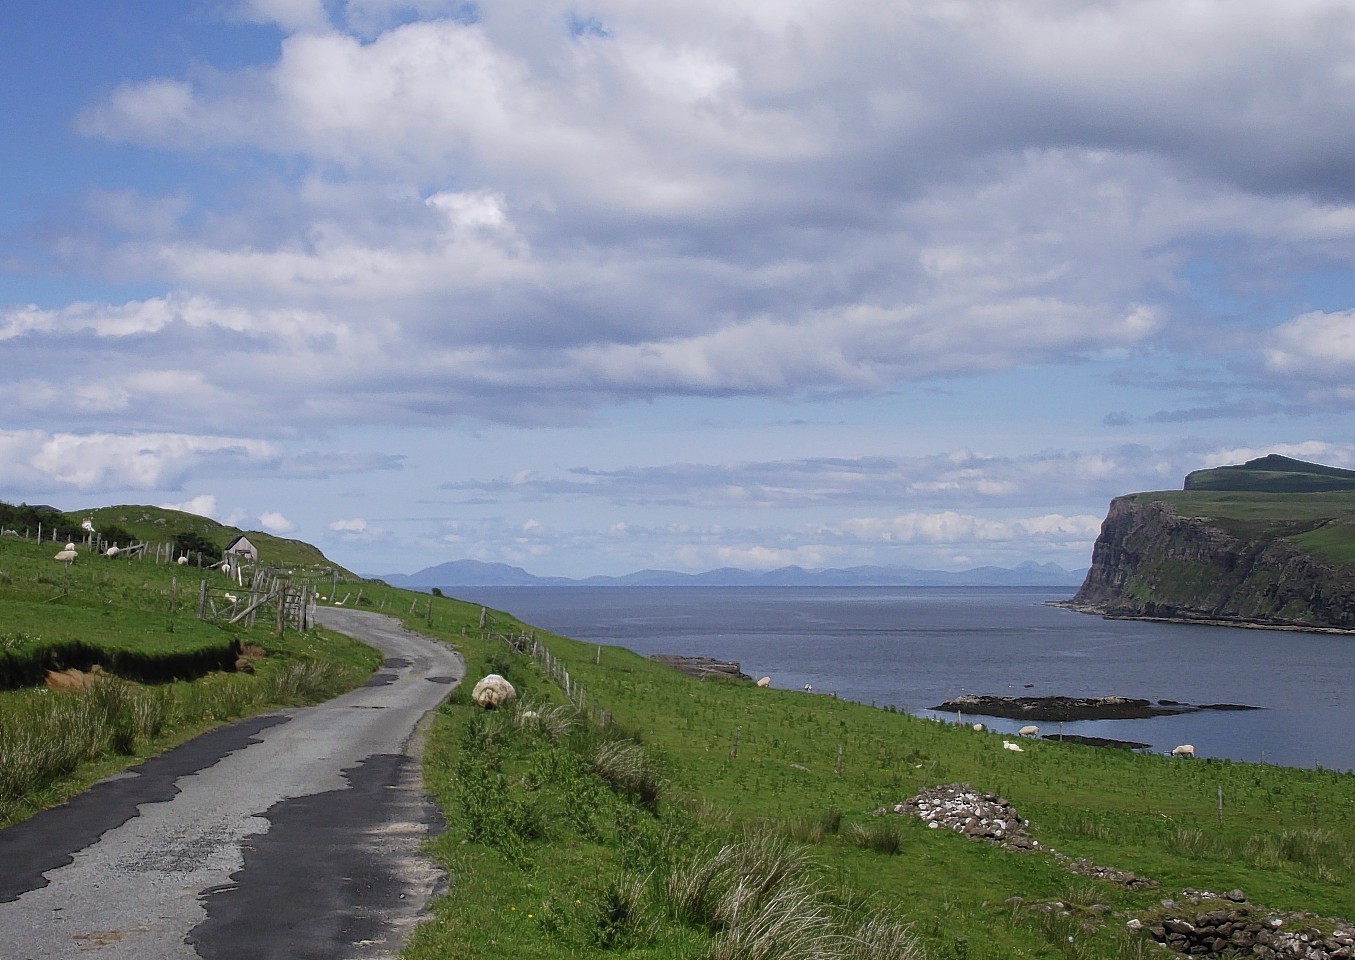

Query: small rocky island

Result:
[931,694,1260,722]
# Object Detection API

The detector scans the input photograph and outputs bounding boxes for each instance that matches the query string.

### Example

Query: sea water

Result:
[453,585,1355,772]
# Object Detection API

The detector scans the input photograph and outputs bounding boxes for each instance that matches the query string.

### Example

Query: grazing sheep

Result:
[471,673,517,709]
[53,548,78,562]
[104,545,120,558]
[803,683,813,692]
[177,556,189,565]
[1002,740,1024,752]
[1018,725,1039,737]
[223,593,238,604]
[1171,744,1195,758]
[972,722,985,731]
[756,676,771,688]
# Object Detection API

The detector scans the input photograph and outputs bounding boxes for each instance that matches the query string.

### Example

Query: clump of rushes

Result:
[0,675,169,810]
[259,661,350,705]
[665,835,813,930]
[664,834,924,960]
[848,817,904,855]
[590,738,664,811]
[783,807,844,844]
[590,871,659,948]
[514,700,577,741]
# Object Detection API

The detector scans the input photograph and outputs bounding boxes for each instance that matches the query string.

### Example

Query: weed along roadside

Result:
[394,598,1355,960]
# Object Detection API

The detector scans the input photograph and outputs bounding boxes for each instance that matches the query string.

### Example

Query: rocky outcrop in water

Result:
[648,655,751,681]
[931,693,1260,722]
[1071,497,1355,631]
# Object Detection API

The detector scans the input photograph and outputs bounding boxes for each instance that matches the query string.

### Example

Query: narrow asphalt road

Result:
[0,608,464,960]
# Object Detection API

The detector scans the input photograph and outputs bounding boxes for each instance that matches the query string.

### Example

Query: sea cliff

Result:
[1071,495,1355,631]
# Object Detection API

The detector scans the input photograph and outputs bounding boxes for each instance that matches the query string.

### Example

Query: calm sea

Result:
[453,585,1355,773]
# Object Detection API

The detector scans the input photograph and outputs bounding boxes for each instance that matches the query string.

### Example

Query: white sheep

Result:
[1171,744,1195,758]
[803,683,813,692]
[972,722,985,732]
[1002,740,1024,752]
[53,548,78,562]
[104,545,120,558]
[756,676,771,688]
[471,674,517,709]
[1018,725,1040,737]
[177,556,189,565]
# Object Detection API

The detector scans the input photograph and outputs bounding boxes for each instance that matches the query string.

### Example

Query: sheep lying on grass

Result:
[471,674,516,709]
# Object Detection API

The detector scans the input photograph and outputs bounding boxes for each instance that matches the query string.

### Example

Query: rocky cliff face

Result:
[1073,497,1355,630]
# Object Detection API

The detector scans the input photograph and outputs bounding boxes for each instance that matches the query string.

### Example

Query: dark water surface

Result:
[455,586,1355,772]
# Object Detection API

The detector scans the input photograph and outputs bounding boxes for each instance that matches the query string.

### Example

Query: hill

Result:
[1073,455,1355,629]
[376,558,1087,589]
[74,504,352,576]
[1184,454,1355,493]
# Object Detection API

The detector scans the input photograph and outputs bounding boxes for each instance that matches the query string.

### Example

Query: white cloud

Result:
[237,0,332,33]
[160,494,220,519]
[1264,310,1355,379]
[330,516,389,542]
[41,3,1355,428]
[258,511,297,533]
[0,430,281,493]
[829,512,1103,546]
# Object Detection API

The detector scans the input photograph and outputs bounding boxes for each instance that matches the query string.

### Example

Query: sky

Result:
[3,0,1355,579]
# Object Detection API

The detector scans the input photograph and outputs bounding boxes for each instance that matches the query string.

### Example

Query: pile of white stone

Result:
[884,782,1041,851]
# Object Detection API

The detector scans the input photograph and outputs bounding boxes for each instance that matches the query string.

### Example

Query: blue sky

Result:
[4,0,1355,577]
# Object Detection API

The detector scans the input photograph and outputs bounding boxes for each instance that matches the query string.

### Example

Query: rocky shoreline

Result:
[1051,599,1355,635]
[648,655,751,681]
[931,694,1261,722]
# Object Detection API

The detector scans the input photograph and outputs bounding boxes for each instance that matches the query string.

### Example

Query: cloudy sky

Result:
[4,0,1354,578]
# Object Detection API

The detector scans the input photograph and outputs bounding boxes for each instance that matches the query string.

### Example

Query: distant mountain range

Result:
[372,558,1088,589]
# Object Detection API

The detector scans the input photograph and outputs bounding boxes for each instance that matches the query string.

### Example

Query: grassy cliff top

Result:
[1131,455,1355,567]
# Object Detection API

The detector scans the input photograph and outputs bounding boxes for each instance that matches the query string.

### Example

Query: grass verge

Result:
[370,589,1355,960]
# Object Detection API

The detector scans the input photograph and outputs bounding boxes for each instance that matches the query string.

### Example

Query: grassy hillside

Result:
[72,504,352,575]
[322,581,1355,960]
[1184,455,1355,494]
[0,523,378,824]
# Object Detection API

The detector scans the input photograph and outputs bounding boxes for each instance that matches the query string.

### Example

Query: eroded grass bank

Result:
[383,592,1355,960]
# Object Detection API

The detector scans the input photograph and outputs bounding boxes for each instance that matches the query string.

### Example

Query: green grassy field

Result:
[333,582,1355,960]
